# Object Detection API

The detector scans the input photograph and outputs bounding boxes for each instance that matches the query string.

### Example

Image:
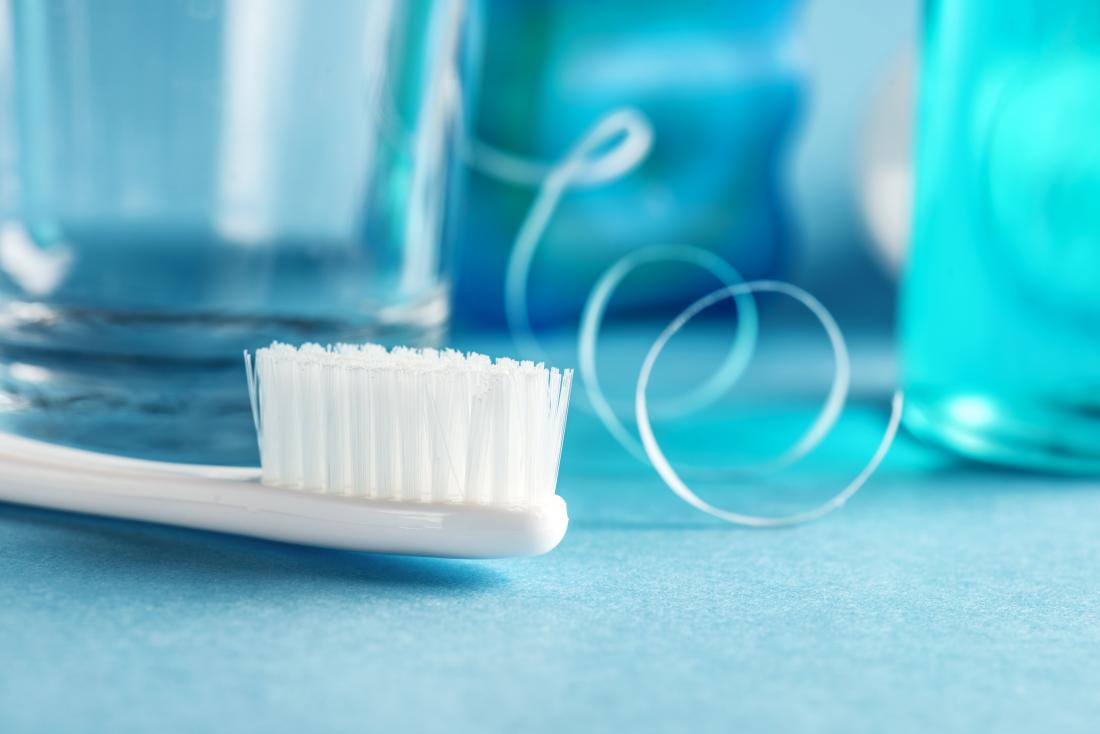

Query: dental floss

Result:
[581,260,855,478]
[463,107,760,439]
[635,283,904,527]
[462,97,904,525]
[500,108,654,362]
[460,120,653,189]
[578,244,758,462]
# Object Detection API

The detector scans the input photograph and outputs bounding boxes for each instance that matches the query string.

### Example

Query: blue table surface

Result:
[2,326,1098,733]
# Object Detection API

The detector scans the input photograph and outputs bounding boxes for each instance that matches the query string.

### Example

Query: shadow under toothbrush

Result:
[0,501,507,592]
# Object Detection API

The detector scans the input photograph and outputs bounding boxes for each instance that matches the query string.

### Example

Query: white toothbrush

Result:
[0,343,573,558]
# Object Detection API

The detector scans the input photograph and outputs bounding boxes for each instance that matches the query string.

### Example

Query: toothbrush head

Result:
[242,342,573,557]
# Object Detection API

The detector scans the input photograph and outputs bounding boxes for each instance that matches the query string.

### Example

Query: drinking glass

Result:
[0,0,467,464]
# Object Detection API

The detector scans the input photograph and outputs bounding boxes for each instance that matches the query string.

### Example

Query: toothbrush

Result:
[0,343,573,558]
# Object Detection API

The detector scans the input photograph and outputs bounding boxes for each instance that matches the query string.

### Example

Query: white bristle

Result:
[244,342,574,507]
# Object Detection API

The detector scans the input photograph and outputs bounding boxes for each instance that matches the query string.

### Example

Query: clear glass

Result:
[0,0,466,464]
[902,0,1100,472]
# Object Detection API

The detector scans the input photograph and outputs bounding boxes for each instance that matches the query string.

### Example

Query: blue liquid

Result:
[902,0,1100,472]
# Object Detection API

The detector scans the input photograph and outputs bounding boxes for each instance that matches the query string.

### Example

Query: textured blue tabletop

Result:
[2,327,1099,733]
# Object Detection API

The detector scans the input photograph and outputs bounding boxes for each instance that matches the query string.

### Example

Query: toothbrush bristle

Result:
[244,342,573,506]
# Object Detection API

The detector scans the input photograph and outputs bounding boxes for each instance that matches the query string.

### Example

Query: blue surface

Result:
[2,327,1099,733]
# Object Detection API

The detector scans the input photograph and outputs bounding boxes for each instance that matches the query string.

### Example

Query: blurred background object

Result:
[0,0,466,463]
[857,50,913,277]
[0,0,925,465]
[902,0,1100,472]
[784,0,915,323]
[459,0,918,330]
[457,0,802,328]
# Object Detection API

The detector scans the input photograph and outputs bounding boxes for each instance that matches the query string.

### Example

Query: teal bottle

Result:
[902,0,1100,471]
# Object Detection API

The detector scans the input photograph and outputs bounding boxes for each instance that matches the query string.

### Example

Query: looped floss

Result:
[578,244,759,462]
[500,108,655,362]
[469,104,903,527]
[635,283,904,527]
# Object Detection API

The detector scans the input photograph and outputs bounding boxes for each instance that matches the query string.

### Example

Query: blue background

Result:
[2,326,1097,733]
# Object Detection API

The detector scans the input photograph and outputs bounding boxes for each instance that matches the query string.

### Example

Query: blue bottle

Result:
[902,0,1100,471]
[456,0,803,327]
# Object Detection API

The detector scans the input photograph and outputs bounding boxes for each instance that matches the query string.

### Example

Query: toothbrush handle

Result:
[0,433,568,558]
